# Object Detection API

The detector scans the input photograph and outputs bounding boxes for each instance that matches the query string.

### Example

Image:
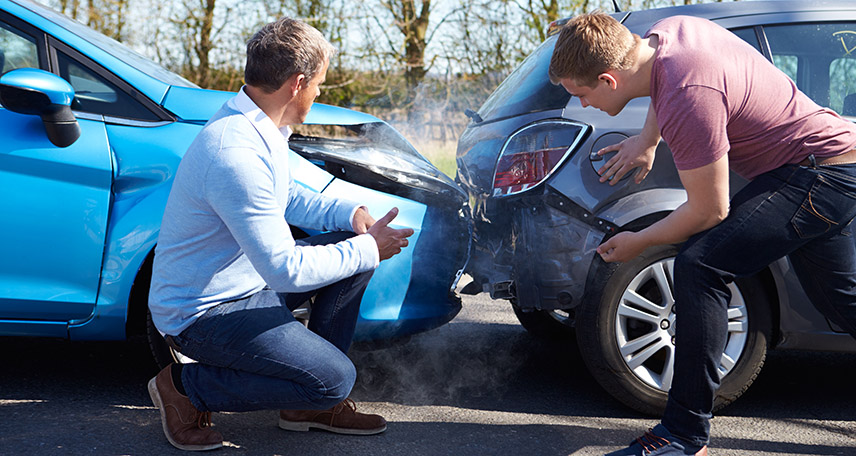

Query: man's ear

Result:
[598,72,618,89]
[287,74,306,97]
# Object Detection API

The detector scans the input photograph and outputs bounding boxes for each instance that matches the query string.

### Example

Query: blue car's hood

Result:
[161,85,382,125]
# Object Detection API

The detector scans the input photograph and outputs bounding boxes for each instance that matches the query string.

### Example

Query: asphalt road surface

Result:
[1,291,854,455]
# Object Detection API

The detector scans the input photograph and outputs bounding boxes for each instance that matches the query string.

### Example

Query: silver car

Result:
[456,0,856,415]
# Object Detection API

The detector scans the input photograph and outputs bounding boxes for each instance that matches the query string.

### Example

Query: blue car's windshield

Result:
[16,0,197,88]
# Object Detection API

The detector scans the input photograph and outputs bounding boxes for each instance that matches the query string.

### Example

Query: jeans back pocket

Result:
[791,173,856,239]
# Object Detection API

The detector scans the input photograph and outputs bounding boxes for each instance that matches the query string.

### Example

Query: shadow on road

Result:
[1,316,854,455]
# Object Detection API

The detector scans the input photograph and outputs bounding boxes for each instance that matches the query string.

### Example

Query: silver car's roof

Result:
[620,0,856,34]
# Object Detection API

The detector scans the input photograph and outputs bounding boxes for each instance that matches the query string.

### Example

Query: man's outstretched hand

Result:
[367,207,414,261]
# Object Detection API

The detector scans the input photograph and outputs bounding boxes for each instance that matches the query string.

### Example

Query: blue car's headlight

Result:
[290,122,465,205]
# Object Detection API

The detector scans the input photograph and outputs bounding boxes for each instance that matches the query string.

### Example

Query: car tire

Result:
[511,300,575,340]
[576,244,771,416]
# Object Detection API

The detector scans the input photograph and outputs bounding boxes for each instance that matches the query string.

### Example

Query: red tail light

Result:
[494,146,567,194]
[492,120,588,197]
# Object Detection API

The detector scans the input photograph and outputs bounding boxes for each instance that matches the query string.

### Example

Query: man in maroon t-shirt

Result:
[549,11,856,456]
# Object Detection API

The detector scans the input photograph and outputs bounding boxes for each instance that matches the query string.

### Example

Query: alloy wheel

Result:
[614,257,749,392]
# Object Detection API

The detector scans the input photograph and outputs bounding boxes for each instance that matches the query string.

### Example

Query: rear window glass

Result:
[730,27,761,53]
[475,26,759,124]
[476,36,570,123]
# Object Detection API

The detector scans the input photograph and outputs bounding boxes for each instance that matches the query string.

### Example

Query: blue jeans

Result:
[663,161,856,447]
[168,232,374,413]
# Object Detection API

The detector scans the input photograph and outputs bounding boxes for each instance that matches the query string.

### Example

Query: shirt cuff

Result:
[348,205,368,232]
[351,232,380,270]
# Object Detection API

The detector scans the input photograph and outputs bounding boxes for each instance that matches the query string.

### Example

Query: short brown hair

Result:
[244,17,336,93]
[548,11,635,87]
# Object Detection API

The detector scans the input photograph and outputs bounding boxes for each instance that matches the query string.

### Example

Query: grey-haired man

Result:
[147,17,413,451]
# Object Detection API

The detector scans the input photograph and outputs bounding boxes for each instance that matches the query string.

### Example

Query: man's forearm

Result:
[640,104,661,146]
[636,200,726,248]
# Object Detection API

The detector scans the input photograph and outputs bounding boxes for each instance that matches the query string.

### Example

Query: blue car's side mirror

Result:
[0,68,80,147]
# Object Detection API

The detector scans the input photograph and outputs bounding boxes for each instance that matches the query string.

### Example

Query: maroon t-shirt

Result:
[646,16,856,180]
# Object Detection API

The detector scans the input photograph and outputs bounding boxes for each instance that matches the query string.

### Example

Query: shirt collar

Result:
[229,86,291,151]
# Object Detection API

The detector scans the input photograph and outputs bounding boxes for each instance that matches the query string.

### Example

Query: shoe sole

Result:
[278,417,387,436]
[148,377,223,451]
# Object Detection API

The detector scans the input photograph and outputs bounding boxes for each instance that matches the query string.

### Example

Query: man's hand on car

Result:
[596,134,658,185]
[367,207,415,261]
[596,231,648,263]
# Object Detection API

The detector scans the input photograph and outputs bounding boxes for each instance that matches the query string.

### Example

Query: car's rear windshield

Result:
[476,35,570,123]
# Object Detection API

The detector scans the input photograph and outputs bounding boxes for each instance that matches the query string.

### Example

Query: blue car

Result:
[0,0,471,366]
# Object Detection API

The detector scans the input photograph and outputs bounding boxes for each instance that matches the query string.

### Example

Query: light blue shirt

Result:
[149,88,379,335]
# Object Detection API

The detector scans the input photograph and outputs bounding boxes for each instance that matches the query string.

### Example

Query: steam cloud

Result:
[348,317,531,406]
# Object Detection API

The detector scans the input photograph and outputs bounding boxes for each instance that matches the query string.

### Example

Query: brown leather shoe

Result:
[279,398,387,435]
[148,364,223,451]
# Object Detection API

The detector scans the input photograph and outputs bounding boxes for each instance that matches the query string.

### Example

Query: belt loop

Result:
[808,154,817,168]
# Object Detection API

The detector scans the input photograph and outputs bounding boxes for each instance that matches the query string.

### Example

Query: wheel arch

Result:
[587,198,782,347]
[754,262,782,348]
[69,185,166,340]
[583,200,782,349]
[582,207,675,303]
[126,248,155,338]
[595,188,687,229]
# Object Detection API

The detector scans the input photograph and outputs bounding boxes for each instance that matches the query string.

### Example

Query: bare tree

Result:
[262,0,330,32]
[51,0,130,41]
[516,0,591,43]
[57,0,81,20]
[380,0,432,92]
[257,0,356,72]
[170,0,224,88]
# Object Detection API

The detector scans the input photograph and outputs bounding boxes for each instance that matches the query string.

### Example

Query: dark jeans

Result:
[169,231,374,413]
[663,161,856,447]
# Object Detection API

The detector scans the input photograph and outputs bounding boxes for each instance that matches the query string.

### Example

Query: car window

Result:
[22,0,197,88]
[764,22,856,116]
[476,26,761,125]
[55,49,159,121]
[830,56,856,115]
[0,22,37,74]
[772,55,798,83]
[729,27,761,54]
[476,36,571,123]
